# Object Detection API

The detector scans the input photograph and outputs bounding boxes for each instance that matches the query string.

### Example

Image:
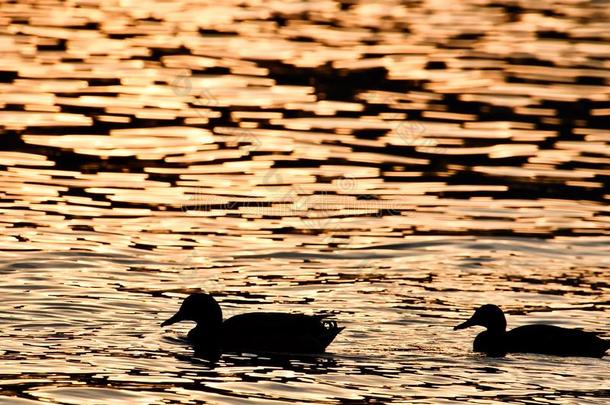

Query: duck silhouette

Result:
[454,304,610,357]
[161,293,343,354]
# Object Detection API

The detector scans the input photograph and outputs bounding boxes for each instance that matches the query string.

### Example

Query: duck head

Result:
[454,304,507,333]
[161,293,223,329]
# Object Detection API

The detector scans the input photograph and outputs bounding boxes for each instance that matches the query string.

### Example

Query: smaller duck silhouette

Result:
[454,304,610,357]
[161,293,343,354]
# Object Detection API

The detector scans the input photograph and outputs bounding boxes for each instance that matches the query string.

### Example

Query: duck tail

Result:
[317,319,343,350]
[321,319,343,332]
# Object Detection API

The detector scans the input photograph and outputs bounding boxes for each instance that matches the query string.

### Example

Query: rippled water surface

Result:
[1,0,610,403]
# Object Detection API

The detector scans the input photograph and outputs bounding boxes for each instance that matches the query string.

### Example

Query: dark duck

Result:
[454,304,610,357]
[161,293,343,354]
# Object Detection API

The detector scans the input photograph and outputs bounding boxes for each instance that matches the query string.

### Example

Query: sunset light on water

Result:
[1,0,610,403]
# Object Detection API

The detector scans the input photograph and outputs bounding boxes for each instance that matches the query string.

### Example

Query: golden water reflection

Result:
[1,0,610,403]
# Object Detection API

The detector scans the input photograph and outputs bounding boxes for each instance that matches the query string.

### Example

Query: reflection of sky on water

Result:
[1,0,610,403]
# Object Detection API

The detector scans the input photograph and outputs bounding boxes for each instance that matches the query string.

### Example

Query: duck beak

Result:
[161,311,184,327]
[453,318,475,330]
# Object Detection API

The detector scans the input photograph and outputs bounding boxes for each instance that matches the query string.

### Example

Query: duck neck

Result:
[188,323,221,343]
[487,316,507,334]
[192,307,223,336]
[198,300,223,325]
[190,311,221,330]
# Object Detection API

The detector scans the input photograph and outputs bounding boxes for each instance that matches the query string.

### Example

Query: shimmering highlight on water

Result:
[1,0,610,403]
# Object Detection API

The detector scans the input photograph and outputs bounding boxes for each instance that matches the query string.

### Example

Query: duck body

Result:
[473,325,609,357]
[222,312,341,353]
[163,294,343,354]
[456,304,609,358]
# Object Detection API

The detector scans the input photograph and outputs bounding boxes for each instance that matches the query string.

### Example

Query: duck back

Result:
[220,312,343,353]
[506,324,609,357]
